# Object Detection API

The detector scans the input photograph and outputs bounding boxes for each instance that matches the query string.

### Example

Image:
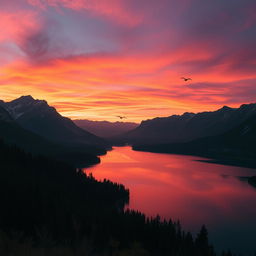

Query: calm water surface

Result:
[85,146,256,255]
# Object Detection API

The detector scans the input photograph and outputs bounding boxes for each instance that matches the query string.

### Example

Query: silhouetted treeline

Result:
[0,140,236,255]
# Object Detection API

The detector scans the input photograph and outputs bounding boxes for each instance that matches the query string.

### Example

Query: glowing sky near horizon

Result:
[0,0,256,122]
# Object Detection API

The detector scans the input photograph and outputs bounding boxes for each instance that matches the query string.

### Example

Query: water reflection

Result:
[85,146,256,255]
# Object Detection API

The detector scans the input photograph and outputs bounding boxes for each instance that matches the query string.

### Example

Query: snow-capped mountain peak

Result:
[4,95,49,120]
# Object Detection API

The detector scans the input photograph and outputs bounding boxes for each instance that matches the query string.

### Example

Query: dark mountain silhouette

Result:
[0,105,13,122]
[0,117,100,167]
[2,96,109,154]
[74,119,138,138]
[122,103,256,145]
[134,113,256,168]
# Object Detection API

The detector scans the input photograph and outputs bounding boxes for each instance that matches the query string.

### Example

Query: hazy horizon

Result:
[2,94,256,123]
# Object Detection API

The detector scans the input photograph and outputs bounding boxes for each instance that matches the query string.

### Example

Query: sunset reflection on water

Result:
[85,146,256,254]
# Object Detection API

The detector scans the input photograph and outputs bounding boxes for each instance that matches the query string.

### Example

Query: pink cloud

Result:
[0,0,256,121]
[0,11,39,43]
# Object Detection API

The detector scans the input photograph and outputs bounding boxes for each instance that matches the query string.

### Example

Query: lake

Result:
[85,146,256,255]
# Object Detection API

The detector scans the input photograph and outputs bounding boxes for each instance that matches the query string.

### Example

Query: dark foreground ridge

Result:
[0,140,234,256]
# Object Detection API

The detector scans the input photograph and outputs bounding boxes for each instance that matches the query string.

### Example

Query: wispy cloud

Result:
[0,0,256,121]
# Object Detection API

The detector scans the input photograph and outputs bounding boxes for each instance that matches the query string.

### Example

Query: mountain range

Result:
[74,119,138,138]
[132,104,256,168]
[121,103,256,145]
[3,96,107,147]
[0,96,109,166]
[1,95,256,168]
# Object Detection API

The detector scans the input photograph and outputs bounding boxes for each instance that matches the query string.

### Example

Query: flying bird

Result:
[181,77,192,82]
[116,116,127,120]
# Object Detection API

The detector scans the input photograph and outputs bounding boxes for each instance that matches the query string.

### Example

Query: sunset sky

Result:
[0,0,256,122]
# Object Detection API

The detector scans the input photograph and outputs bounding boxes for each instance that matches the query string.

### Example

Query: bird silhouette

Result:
[181,77,192,82]
[116,116,127,120]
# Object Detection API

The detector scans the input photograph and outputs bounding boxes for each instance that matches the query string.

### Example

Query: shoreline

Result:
[132,146,256,170]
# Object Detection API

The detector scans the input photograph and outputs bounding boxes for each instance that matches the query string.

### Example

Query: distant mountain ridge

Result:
[122,103,256,145]
[2,96,108,151]
[74,119,138,138]
[134,113,256,168]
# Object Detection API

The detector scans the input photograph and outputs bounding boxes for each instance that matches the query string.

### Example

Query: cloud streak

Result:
[0,0,256,121]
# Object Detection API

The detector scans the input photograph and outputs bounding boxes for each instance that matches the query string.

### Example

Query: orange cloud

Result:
[1,46,256,122]
[0,0,256,122]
